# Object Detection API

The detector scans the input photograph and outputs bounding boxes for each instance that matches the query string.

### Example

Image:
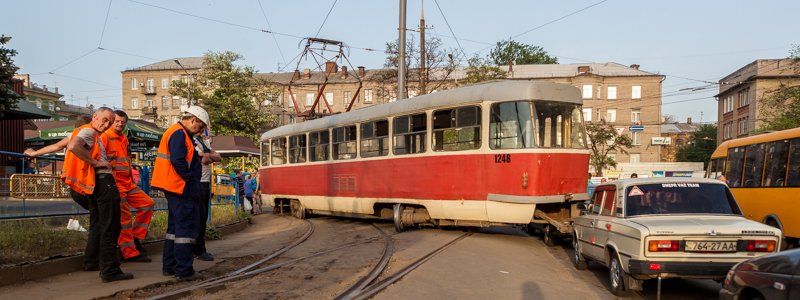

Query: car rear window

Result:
[625,183,741,217]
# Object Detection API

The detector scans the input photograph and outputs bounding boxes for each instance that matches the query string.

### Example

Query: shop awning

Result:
[210,136,260,157]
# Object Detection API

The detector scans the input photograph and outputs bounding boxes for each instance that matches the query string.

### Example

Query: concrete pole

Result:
[419,1,426,95]
[397,0,407,100]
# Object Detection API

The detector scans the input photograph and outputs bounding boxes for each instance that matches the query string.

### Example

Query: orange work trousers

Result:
[119,187,155,259]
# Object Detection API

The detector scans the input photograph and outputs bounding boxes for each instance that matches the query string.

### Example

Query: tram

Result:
[258,80,591,235]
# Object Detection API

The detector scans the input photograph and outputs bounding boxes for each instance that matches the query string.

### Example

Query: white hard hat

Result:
[183,105,210,127]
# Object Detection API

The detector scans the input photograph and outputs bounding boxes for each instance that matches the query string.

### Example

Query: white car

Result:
[571,178,782,296]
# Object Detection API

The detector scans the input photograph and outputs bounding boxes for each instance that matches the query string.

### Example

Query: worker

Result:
[152,106,209,281]
[62,107,133,282]
[100,110,154,263]
[194,133,221,261]
[25,115,93,210]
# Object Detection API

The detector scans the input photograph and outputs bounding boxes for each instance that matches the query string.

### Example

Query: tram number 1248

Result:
[494,154,511,164]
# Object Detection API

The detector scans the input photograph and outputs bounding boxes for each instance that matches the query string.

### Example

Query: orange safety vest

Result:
[101,129,135,192]
[151,123,195,195]
[61,124,102,195]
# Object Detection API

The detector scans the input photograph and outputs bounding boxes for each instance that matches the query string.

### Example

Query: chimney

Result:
[303,68,311,79]
[54,87,59,94]
[687,117,692,124]
[577,66,590,74]
[357,66,366,77]
[293,69,300,80]
[340,66,348,79]
[325,61,338,74]
[630,64,640,70]
[42,85,47,92]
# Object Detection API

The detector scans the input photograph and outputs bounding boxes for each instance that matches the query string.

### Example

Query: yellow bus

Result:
[706,127,800,247]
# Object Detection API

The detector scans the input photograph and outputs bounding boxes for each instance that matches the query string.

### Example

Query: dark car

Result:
[720,248,800,300]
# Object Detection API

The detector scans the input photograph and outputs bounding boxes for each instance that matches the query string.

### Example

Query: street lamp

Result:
[173,59,194,107]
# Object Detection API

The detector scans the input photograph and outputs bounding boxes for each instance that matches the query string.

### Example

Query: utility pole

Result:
[419,0,426,95]
[397,0,407,100]
[174,59,193,107]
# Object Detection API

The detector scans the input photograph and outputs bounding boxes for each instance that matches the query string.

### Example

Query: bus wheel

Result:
[290,199,306,219]
[393,204,406,233]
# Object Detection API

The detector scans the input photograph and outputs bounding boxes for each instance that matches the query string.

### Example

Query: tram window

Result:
[788,138,800,187]
[725,147,745,187]
[333,125,357,160]
[260,142,269,166]
[393,113,427,155]
[288,134,307,163]
[534,101,587,149]
[270,137,287,165]
[742,143,765,187]
[361,119,389,158]
[490,101,535,149]
[764,140,789,187]
[309,130,330,162]
[432,106,481,151]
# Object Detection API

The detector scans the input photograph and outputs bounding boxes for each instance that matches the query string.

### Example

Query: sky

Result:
[3,0,798,123]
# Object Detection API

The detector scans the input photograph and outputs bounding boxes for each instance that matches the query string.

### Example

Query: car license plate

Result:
[685,241,737,252]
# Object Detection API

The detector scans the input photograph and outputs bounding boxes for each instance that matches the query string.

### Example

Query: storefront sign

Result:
[651,137,672,145]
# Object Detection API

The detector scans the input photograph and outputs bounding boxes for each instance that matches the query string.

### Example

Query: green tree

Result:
[489,40,558,66]
[171,51,280,142]
[586,120,633,176]
[463,55,506,84]
[758,44,800,131]
[0,35,23,118]
[675,124,718,162]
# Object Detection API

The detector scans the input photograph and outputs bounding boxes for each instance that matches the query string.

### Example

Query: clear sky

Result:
[3,0,798,123]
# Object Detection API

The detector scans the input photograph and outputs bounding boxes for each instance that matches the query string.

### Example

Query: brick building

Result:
[120,57,202,127]
[717,58,800,144]
[659,118,703,162]
[12,74,92,121]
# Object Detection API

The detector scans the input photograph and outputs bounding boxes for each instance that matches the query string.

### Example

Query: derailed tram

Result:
[257,81,590,236]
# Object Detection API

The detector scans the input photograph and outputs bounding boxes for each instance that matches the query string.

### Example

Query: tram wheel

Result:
[290,199,306,219]
[393,204,406,233]
[542,225,558,247]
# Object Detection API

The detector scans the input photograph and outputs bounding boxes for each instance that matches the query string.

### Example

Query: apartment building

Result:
[120,57,202,127]
[717,58,800,144]
[12,74,92,121]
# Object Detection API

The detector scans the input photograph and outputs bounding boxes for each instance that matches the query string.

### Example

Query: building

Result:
[12,74,93,121]
[0,79,51,179]
[716,58,800,144]
[120,57,202,127]
[659,117,703,162]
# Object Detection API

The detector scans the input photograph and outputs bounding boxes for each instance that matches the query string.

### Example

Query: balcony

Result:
[141,107,158,116]
[142,86,157,95]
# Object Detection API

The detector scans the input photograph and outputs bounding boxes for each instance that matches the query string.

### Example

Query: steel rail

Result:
[335,224,394,300]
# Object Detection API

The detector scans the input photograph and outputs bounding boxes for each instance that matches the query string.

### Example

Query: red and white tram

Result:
[258,81,590,234]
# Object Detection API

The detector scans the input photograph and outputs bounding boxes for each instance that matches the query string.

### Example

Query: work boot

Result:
[101,272,134,283]
[175,272,203,282]
[196,252,215,261]
[124,254,152,263]
[134,239,148,255]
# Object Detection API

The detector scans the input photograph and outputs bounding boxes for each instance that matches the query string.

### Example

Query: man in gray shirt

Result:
[194,135,220,261]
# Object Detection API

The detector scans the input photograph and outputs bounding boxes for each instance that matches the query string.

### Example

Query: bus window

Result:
[764,140,789,187]
[393,113,427,155]
[333,125,357,160]
[432,106,481,151]
[535,101,587,149]
[270,137,287,165]
[288,134,307,163]
[706,158,725,179]
[743,143,765,187]
[789,138,800,187]
[361,119,389,157]
[260,142,269,166]
[489,101,535,149]
[726,147,745,187]
[309,130,330,162]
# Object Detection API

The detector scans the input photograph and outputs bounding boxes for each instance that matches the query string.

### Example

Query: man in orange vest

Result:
[101,110,154,262]
[151,106,210,281]
[62,107,133,283]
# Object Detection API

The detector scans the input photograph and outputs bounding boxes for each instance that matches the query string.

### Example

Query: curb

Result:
[0,220,250,287]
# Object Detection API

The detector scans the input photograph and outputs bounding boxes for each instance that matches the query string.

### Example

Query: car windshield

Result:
[624,183,741,217]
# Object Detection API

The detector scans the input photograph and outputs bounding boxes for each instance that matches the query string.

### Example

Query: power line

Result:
[47,72,118,88]
[256,0,286,65]
[98,47,161,62]
[97,0,114,47]
[314,0,339,38]
[46,48,99,73]
[431,0,466,60]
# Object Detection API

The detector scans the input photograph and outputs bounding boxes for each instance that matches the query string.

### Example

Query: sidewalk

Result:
[0,213,305,300]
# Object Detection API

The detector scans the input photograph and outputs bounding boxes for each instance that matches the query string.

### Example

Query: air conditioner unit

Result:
[139,82,145,87]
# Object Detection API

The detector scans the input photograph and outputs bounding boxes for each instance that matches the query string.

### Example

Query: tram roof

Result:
[260,80,581,141]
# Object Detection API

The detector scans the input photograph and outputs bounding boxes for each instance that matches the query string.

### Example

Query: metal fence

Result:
[9,174,71,199]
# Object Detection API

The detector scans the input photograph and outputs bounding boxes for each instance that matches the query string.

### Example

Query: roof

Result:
[711,127,800,158]
[210,135,260,156]
[660,123,702,134]
[603,177,724,188]
[124,57,203,72]
[0,100,52,120]
[260,80,581,141]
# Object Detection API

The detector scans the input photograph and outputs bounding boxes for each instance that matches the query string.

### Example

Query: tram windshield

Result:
[489,100,587,149]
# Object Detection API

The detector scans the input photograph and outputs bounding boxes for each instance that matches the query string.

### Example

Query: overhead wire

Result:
[314,0,339,38]
[97,0,115,47]
[257,0,287,65]
[431,0,466,61]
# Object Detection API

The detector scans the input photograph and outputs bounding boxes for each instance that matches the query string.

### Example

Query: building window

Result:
[631,131,641,145]
[172,96,180,108]
[181,98,187,106]
[738,117,749,135]
[131,98,138,109]
[582,108,592,122]
[364,89,373,103]
[325,92,334,106]
[343,91,352,107]
[305,93,315,106]
[387,90,397,102]
[162,96,169,108]
[738,88,750,107]
[605,109,617,123]
[146,78,154,88]
[582,85,593,99]
[162,78,169,89]
[607,86,617,100]
[632,86,641,99]
[48,103,54,111]
[631,109,641,123]
[288,93,296,108]
[131,78,138,90]
[629,153,641,163]
[146,98,154,107]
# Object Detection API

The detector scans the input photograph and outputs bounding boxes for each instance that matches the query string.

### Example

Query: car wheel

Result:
[607,254,629,296]
[571,232,588,270]
[542,225,558,247]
